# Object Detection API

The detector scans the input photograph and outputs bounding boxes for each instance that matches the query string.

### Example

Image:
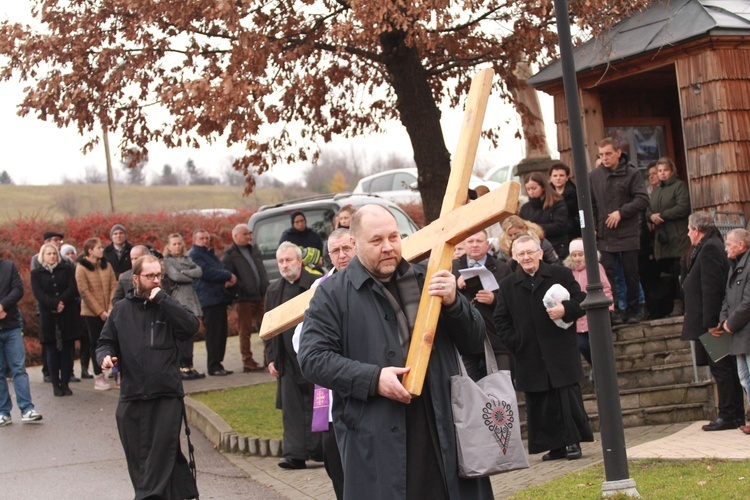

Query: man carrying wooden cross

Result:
[298,205,494,499]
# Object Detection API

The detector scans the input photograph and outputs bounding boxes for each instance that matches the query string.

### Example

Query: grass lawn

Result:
[509,459,750,499]
[0,184,316,221]
[190,382,283,439]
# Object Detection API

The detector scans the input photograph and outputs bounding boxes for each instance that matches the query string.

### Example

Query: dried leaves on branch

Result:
[0,0,647,221]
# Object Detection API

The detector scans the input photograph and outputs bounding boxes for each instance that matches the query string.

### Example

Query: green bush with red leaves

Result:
[1,210,254,365]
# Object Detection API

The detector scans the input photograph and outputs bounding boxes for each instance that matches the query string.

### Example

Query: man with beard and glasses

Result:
[264,242,323,469]
[97,255,200,499]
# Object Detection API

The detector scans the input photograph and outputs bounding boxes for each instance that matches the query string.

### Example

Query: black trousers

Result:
[202,305,228,373]
[695,341,745,422]
[323,425,344,500]
[280,357,322,461]
[601,250,640,314]
[83,316,105,375]
[47,340,73,385]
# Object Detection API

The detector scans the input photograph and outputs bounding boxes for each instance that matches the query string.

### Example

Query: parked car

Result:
[483,164,520,185]
[248,193,420,280]
[352,167,502,205]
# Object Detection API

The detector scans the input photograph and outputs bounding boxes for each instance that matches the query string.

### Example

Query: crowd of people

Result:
[3,137,750,498]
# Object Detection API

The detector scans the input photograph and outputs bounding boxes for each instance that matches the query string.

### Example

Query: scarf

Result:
[371,259,421,354]
[42,261,59,272]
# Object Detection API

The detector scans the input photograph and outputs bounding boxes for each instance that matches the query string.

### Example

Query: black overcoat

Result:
[680,230,728,341]
[298,257,492,500]
[519,197,570,258]
[493,262,586,393]
[30,261,81,344]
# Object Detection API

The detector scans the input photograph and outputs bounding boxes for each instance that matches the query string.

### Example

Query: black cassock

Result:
[116,397,197,500]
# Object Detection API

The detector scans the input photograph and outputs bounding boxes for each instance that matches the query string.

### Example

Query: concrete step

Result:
[612,334,688,358]
[610,316,684,343]
[615,362,696,390]
[582,381,715,414]
[613,348,693,371]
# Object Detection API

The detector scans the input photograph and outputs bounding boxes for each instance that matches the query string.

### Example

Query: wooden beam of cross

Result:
[401,67,495,395]
[258,182,520,341]
[260,68,520,396]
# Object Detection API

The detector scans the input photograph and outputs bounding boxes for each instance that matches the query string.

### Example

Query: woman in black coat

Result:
[519,171,570,259]
[680,211,745,429]
[31,243,81,396]
[549,162,581,241]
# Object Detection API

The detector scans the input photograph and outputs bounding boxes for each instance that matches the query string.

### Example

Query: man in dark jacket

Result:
[112,245,148,303]
[103,224,134,279]
[189,229,236,376]
[715,229,750,434]
[97,255,199,499]
[298,205,493,500]
[264,241,322,469]
[589,137,649,323]
[278,210,324,254]
[0,258,43,426]
[452,229,512,380]
[222,224,269,372]
[494,234,593,461]
[681,212,745,431]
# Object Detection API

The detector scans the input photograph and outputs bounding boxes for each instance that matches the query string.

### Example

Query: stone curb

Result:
[184,396,283,457]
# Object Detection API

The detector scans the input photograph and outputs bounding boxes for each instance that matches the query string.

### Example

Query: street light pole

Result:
[552,0,640,496]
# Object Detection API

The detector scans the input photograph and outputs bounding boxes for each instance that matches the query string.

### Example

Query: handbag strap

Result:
[454,334,499,375]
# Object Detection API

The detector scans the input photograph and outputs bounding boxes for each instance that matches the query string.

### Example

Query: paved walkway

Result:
[9,335,750,499]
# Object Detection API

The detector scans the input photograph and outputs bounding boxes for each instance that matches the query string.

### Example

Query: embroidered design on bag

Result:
[482,395,514,454]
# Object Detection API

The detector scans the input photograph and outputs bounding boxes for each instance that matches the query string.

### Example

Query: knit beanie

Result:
[110,224,126,239]
[60,244,77,258]
[568,238,584,255]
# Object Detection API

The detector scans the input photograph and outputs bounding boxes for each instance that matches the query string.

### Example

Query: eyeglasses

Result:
[329,245,353,257]
[137,273,163,281]
[513,250,541,258]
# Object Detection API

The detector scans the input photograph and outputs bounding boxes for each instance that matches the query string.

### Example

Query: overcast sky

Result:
[0,4,558,186]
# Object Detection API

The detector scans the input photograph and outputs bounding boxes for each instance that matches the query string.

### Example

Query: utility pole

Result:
[102,126,116,213]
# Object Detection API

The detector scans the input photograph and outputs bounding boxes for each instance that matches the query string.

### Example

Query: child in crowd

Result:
[563,239,613,367]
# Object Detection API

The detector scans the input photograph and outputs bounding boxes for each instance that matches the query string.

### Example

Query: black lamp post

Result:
[552,0,640,496]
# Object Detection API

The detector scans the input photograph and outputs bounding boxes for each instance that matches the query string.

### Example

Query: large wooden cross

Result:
[259,68,520,396]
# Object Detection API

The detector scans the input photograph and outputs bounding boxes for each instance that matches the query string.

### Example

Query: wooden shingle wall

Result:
[677,49,750,220]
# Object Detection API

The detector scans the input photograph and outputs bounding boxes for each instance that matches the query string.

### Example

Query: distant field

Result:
[0,184,315,221]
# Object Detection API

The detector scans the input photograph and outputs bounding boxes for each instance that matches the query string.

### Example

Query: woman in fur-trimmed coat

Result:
[75,237,117,386]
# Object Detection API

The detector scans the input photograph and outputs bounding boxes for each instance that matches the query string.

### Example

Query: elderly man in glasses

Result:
[97,254,200,499]
[494,234,593,462]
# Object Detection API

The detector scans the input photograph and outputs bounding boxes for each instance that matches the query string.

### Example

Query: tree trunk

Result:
[380,31,450,223]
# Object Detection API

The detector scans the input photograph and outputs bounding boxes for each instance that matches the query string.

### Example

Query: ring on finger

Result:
[441,283,446,290]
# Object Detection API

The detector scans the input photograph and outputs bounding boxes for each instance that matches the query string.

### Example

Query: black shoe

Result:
[53,384,64,397]
[702,417,740,431]
[278,457,306,469]
[61,384,73,396]
[181,369,197,380]
[44,375,53,383]
[209,369,233,376]
[566,443,582,460]
[542,447,567,461]
[610,311,624,326]
[191,369,206,379]
[80,369,94,379]
[69,374,81,383]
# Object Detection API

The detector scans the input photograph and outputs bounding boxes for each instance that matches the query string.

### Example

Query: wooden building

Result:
[528,0,750,220]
